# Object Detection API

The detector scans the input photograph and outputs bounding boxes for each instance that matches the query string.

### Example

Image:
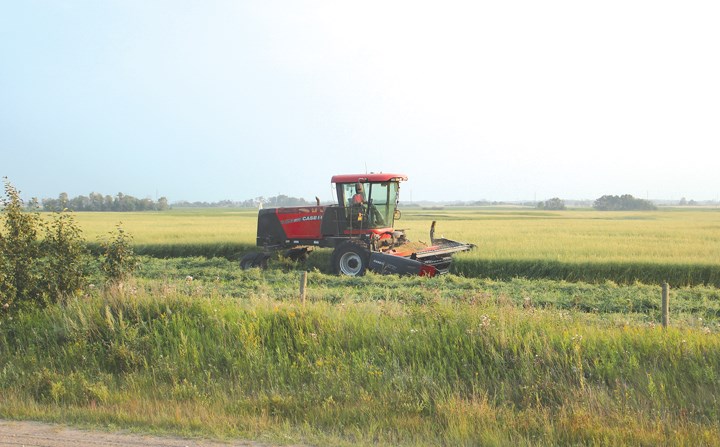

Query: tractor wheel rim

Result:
[339,252,363,276]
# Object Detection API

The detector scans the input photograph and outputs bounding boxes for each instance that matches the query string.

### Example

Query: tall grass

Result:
[136,257,720,324]
[1,266,719,445]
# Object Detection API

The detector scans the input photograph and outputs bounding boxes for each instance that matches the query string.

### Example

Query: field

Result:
[74,207,720,286]
[2,207,719,445]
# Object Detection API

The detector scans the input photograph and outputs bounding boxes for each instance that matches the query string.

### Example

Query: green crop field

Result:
[70,207,720,286]
[3,207,720,446]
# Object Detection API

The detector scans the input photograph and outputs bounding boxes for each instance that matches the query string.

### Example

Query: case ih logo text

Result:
[280,214,323,225]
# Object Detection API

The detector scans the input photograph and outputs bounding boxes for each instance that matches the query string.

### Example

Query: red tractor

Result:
[241,173,474,276]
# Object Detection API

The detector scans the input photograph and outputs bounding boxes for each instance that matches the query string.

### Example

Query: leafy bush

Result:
[99,224,139,283]
[1,179,132,311]
[40,210,90,298]
[0,178,44,309]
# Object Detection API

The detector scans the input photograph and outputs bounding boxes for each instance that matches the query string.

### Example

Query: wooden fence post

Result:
[300,271,308,306]
[661,282,670,329]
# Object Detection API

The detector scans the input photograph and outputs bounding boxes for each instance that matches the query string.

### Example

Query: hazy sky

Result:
[2,1,719,203]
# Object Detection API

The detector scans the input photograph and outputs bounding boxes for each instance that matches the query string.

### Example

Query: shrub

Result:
[1,179,96,310]
[99,224,139,283]
[0,178,44,309]
[40,210,90,298]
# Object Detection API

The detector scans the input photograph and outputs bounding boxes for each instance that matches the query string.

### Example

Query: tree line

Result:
[33,190,670,212]
[174,195,311,208]
[41,192,169,212]
[537,194,657,211]
[592,194,656,211]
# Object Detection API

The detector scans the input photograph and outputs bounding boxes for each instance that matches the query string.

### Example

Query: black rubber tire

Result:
[331,242,370,276]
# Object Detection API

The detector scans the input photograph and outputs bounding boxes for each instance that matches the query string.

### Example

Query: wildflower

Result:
[186,275,193,282]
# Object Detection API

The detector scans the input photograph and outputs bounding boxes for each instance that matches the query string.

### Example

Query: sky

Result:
[1,1,719,203]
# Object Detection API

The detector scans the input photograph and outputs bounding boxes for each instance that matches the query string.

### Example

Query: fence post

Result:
[300,271,308,306]
[661,282,670,329]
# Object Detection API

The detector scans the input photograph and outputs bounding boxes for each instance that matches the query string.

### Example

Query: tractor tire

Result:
[240,252,270,270]
[332,242,370,276]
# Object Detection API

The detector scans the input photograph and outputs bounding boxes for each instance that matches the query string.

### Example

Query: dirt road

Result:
[0,420,297,447]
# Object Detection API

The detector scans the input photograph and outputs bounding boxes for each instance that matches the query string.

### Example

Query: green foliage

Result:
[40,211,90,298]
[1,179,101,310]
[593,194,657,210]
[42,191,170,212]
[0,271,718,445]
[536,197,566,210]
[0,178,43,309]
[99,224,139,283]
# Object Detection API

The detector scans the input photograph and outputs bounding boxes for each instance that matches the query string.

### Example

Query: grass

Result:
[72,208,259,247]
[69,207,720,286]
[1,259,720,446]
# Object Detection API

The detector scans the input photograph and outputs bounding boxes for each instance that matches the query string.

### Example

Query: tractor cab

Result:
[331,173,407,233]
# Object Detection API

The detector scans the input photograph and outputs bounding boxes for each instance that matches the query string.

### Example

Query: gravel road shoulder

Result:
[0,420,299,447]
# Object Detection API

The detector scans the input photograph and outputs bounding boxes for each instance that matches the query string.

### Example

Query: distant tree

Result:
[593,194,656,211]
[69,195,90,211]
[139,198,154,211]
[41,197,59,211]
[537,197,566,210]
[89,192,104,211]
[272,195,309,206]
[157,197,169,211]
[59,192,69,209]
